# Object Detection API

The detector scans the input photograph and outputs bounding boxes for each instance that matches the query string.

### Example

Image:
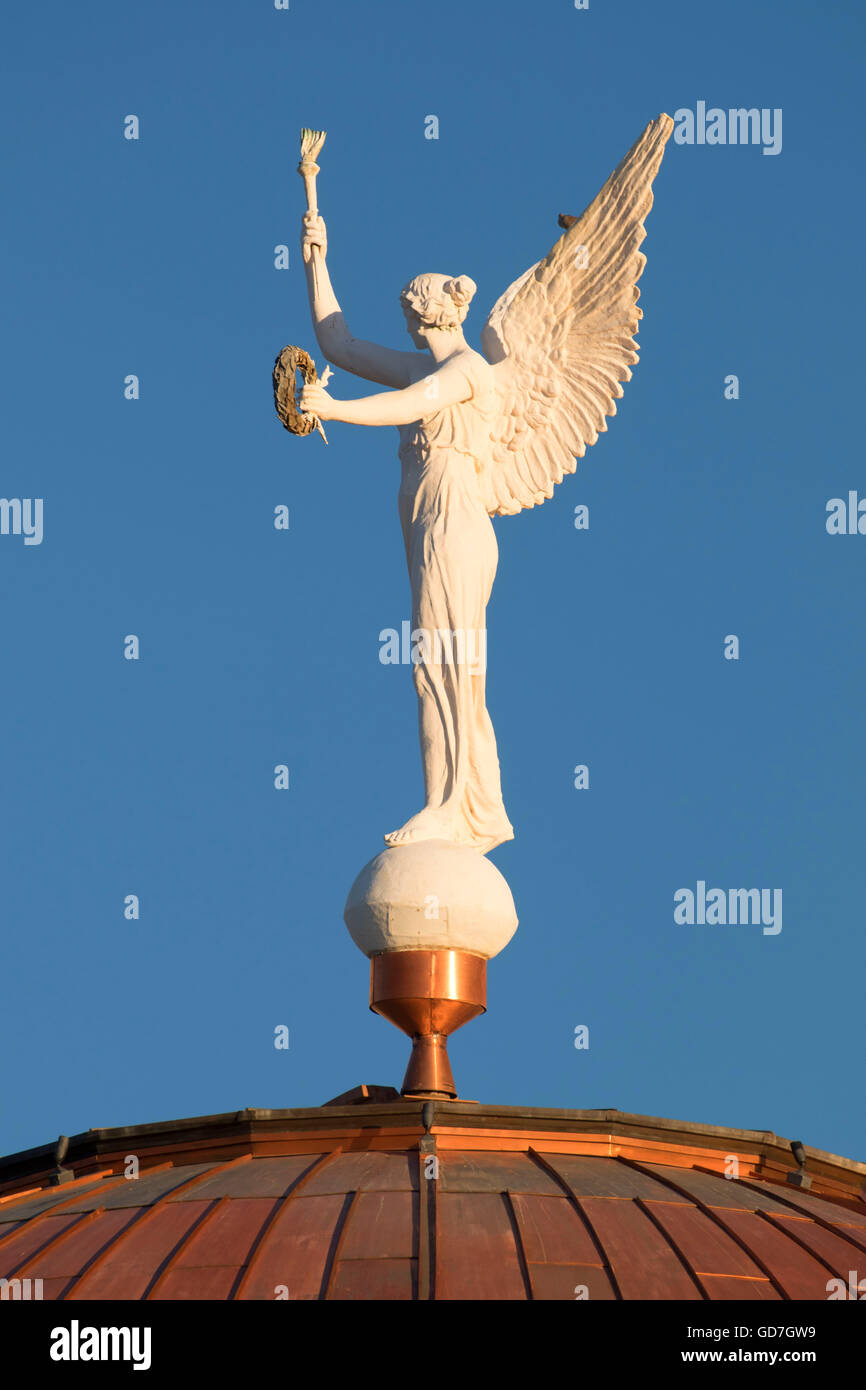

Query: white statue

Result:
[298,115,673,856]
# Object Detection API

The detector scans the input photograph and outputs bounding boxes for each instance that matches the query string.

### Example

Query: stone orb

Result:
[344,840,518,959]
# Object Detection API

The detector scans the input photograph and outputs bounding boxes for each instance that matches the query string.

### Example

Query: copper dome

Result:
[2,1090,864,1301]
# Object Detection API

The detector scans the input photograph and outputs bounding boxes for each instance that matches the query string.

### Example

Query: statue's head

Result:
[400,273,477,344]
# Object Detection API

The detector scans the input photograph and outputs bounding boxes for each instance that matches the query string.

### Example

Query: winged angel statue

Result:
[298,114,673,855]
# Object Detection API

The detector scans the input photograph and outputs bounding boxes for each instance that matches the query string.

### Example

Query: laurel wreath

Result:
[272,345,319,436]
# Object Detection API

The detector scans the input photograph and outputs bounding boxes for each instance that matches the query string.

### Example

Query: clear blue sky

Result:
[2,0,863,1162]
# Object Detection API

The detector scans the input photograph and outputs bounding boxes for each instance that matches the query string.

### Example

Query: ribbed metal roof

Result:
[1,1096,864,1300]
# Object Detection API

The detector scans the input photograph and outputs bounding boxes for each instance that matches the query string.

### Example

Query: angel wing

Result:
[479,113,673,516]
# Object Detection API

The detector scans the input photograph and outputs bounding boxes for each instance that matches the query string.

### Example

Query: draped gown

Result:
[395,349,514,854]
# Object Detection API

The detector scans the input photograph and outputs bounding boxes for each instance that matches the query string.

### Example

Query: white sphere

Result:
[344,840,518,959]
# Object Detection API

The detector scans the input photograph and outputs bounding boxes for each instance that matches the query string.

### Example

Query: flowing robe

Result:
[396,350,514,853]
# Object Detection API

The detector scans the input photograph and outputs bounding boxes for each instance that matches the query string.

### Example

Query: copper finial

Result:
[370,949,487,1099]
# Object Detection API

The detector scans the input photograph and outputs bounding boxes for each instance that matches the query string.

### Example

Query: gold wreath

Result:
[273,345,319,436]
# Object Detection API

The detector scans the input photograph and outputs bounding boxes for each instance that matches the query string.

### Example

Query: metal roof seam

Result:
[632,1196,708,1301]
[58,1154,251,1300]
[143,1195,231,1301]
[417,1136,436,1302]
[503,1190,534,1301]
[3,1208,102,1282]
[230,1149,344,1301]
[51,1208,144,1302]
[615,1157,791,1301]
[320,1190,360,1300]
[0,1166,173,1250]
[752,1208,859,1283]
[725,1176,866,1252]
[0,1169,116,1209]
[525,1150,623,1300]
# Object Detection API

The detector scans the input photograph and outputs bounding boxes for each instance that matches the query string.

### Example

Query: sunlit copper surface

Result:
[369,950,487,1099]
[2,1102,864,1301]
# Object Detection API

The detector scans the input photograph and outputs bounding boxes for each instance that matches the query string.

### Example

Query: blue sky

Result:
[2,0,864,1162]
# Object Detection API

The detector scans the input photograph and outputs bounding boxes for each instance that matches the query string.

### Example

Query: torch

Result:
[298,127,327,234]
[272,127,331,443]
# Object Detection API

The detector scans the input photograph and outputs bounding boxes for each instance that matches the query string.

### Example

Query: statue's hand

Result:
[302,211,327,264]
[299,381,334,421]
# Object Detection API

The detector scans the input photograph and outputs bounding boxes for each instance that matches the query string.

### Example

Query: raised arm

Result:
[302,213,426,388]
[299,355,475,429]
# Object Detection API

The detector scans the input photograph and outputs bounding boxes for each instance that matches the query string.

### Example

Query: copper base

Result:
[370,949,487,1099]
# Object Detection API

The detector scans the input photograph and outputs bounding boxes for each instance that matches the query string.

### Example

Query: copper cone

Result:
[370,949,487,1099]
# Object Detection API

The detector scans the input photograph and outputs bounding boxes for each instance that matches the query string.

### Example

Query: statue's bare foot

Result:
[384,806,458,847]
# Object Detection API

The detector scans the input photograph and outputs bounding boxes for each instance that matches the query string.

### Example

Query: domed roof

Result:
[2,1090,864,1301]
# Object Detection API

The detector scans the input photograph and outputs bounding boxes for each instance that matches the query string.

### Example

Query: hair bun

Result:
[444,275,477,308]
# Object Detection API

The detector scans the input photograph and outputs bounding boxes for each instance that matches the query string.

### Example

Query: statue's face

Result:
[402,303,427,349]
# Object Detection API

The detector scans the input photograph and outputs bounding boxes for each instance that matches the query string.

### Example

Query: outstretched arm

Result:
[299,358,474,428]
[303,213,427,389]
